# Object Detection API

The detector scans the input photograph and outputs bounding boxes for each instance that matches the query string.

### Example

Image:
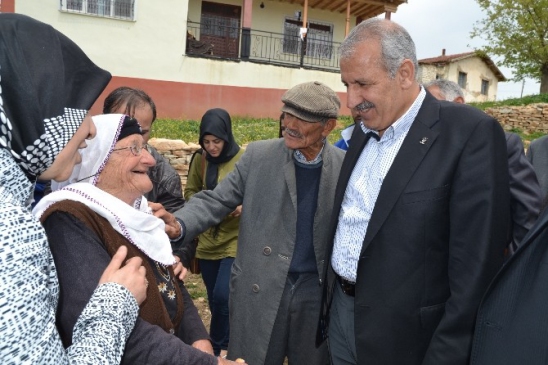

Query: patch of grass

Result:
[151,115,353,145]
[184,280,208,300]
[470,93,548,110]
[507,127,546,141]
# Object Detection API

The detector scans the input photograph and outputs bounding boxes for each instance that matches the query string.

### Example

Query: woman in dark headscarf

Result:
[0,14,146,363]
[184,108,244,357]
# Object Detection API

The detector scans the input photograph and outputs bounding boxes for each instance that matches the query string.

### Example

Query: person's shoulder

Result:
[438,101,489,120]
[530,134,548,148]
[247,138,286,153]
[505,131,521,144]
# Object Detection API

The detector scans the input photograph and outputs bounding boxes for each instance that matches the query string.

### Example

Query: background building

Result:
[3,0,406,119]
[419,49,506,102]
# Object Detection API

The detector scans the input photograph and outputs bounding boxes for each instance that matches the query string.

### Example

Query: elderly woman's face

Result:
[95,134,156,205]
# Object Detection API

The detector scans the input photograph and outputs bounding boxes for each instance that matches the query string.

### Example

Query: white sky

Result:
[389,0,540,100]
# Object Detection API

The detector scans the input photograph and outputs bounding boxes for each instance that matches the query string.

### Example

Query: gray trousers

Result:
[328,283,357,365]
[264,272,329,365]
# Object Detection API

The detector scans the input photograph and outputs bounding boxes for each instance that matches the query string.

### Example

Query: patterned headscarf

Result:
[0,14,111,181]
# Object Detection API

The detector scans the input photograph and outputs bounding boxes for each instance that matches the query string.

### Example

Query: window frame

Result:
[481,79,489,96]
[458,71,467,89]
[59,0,136,21]
[282,17,334,60]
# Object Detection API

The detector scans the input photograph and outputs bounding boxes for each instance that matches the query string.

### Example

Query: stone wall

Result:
[148,138,201,189]
[485,103,548,136]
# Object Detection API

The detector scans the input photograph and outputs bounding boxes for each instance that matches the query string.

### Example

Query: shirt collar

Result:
[359,86,427,141]
[293,139,326,165]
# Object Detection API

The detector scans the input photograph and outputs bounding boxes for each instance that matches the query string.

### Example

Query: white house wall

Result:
[446,58,499,102]
[14,0,352,118]
[420,57,501,102]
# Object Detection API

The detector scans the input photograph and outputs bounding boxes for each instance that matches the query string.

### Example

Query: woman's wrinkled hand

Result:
[149,202,182,240]
[99,245,147,305]
[172,255,188,281]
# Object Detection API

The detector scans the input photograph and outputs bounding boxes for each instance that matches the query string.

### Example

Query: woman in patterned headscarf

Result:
[0,14,147,363]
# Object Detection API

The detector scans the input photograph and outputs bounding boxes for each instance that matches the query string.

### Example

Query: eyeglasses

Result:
[112,144,149,156]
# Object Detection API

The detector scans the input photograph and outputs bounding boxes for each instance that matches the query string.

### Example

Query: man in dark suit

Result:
[317,18,511,365]
[470,205,548,364]
[526,135,548,200]
[425,79,542,252]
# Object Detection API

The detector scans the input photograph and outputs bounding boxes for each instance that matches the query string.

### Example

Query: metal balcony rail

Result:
[186,20,341,72]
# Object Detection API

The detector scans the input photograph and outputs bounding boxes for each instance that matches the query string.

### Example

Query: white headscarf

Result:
[33,114,175,265]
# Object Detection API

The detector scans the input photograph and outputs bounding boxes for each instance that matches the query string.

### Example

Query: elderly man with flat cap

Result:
[174,81,344,365]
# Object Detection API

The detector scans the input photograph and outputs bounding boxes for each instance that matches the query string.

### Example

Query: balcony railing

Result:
[186,21,341,73]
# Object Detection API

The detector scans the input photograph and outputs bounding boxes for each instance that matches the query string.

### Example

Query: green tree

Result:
[471,0,548,93]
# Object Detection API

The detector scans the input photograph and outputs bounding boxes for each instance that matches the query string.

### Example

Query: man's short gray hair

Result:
[340,18,418,79]
[424,79,464,101]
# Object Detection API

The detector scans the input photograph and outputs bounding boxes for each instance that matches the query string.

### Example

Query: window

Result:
[458,72,467,89]
[60,0,135,20]
[481,79,489,95]
[283,18,333,59]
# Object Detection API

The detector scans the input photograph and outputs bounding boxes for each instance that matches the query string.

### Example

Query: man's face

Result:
[282,112,334,161]
[340,39,408,135]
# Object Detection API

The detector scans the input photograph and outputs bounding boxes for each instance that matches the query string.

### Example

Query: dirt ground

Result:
[185,272,212,330]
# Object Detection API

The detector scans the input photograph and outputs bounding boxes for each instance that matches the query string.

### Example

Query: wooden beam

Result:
[358,0,396,6]
[303,0,309,27]
[310,0,327,7]
[327,0,346,12]
[351,3,372,15]
[345,0,351,36]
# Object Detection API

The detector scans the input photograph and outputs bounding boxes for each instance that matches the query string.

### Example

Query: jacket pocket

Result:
[420,302,446,331]
[402,185,450,205]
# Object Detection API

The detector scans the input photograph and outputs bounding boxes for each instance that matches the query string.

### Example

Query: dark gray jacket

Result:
[146,146,185,213]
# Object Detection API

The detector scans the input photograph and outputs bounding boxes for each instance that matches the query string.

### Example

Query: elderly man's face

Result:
[282,113,335,161]
[340,39,411,136]
[96,134,156,205]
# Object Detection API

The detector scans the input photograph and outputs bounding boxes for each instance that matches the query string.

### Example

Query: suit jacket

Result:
[471,204,548,364]
[526,134,548,200]
[318,93,511,365]
[505,132,541,250]
[175,138,344,365]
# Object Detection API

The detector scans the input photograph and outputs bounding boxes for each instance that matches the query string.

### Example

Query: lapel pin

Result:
[420,137,428,145]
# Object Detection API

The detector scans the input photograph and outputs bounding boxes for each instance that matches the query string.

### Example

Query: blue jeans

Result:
[199,257,234,356]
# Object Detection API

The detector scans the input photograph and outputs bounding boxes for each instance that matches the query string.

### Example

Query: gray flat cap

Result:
[281,81,340,123]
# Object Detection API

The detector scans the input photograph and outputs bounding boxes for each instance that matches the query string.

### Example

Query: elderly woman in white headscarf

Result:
[0,13,147,364]
[33,114,246,365]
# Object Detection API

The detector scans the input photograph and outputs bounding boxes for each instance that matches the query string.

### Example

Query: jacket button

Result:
[252,284,260,293]
[169,328,175,334]
[263,246,272,256]
[319,278,323,286]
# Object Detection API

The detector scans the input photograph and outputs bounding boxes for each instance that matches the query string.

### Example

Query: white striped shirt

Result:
[332,88,426,282]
